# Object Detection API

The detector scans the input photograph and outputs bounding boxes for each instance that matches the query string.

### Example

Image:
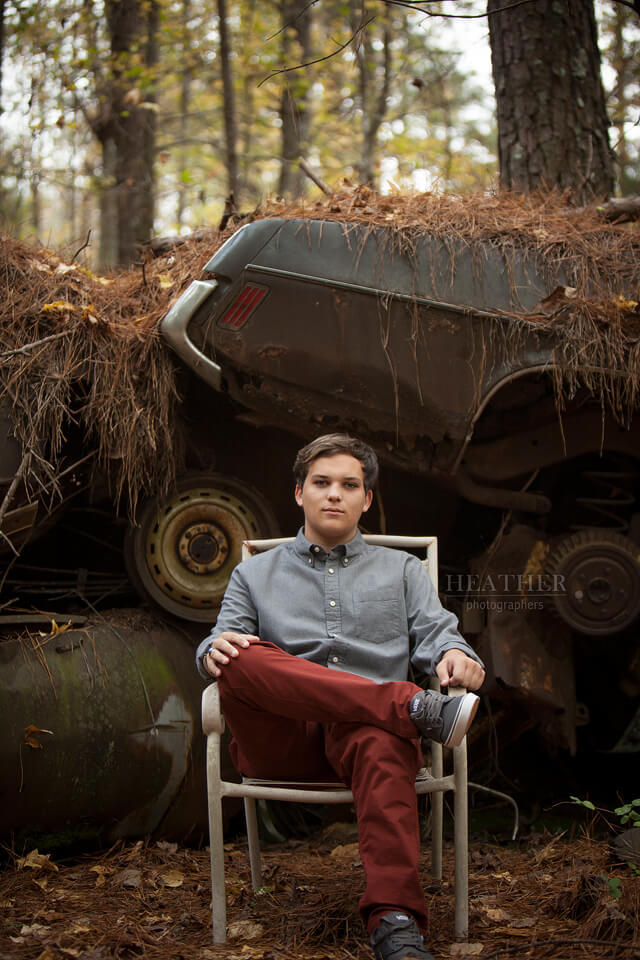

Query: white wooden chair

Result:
[201,535,470,943]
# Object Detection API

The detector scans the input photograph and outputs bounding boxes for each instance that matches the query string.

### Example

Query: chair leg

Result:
[244,797,263,889]
[206,734,227,944]
[431,741,443,880]
[453,740,469,941]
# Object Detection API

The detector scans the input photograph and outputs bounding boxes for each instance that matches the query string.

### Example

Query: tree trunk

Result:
[176,0,193,230]
[488,0,614,202]
[277,0,312,198]
[95,0,159,267]
[353,4,391,186]
[218,0,238,200]
[0,0,5,118]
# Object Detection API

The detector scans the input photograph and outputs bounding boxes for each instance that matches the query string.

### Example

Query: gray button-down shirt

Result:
[196,529,483,683]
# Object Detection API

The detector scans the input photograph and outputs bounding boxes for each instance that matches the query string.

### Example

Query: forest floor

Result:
[1,821,638,960]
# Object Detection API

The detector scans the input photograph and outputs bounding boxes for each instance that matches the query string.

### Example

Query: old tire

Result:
[125,473,278,622]
[545,529,640,636]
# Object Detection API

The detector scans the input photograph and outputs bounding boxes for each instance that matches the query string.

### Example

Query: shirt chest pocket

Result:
[354,590,403,644]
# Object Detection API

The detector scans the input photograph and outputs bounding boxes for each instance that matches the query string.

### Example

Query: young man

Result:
[196,434,485,960]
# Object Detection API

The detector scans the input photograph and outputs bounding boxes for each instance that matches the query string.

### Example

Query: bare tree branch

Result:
[258,16,374,87]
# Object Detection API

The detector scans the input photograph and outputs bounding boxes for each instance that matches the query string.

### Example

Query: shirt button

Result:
[329,600,336,607]
[328,567,334,574]
[332,656,339,663]
[343,558,349,565]
[313,546,320,553]
[308,558,313,564]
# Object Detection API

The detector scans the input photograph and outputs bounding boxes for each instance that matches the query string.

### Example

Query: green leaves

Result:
[614,799,640,827]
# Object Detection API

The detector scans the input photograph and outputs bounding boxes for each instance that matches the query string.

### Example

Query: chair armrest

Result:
[202,682,225,736]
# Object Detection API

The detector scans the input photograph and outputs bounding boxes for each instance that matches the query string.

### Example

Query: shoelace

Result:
[381,923,425,952]
[411,690,445,724]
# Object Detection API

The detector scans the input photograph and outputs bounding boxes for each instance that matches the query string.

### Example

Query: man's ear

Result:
[294,483,303,507]
[362,489,373,513]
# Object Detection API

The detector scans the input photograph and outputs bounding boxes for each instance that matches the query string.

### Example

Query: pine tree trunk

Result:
[488,0,614,201]
[0,0,5,118]
[218,0,238,200]
[278,0,312,197]
[95,0,159,267]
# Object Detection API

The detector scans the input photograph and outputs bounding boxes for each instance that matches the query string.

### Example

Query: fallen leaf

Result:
[36,949,59,960]
[157,274,174,289]
[33,878,48,891]
[24,725,54,749]
[490,871,513,882]
[449,943,483,956]
[40,301,77,313]
[60,949,82,957]
[159,869,184,888]
[614,294,638,311]
[330,842,360,858]
[156,841,178,854]
[20,922,50,936]
[114,868,142,888]
[54,263,77,275]
[227,920,264,940]
[17,850,58,872]
[89,864,113,886]
[39,910,64,921]
[483,907,510,921]
[70,922,91,934]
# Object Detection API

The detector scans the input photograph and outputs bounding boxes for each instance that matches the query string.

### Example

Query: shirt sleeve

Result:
[404,555,484,678]
[194,563,259,679]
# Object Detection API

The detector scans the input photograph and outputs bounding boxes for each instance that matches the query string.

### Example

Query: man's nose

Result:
[327,485,342,500]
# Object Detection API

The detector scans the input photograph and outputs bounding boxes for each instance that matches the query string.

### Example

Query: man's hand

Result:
[203,632,259,678]
[436,649,485,691]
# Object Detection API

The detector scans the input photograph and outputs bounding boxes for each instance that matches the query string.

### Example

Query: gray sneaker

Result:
[409,688,479,747]
[370,912,435,960]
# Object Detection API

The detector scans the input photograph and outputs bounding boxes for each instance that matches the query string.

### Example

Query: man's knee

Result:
[326,723,422,776]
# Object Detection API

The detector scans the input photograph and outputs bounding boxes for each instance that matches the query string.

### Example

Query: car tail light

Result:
[218,283,268,329]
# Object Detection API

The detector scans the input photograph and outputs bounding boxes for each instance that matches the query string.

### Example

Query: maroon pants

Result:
[217,640,428,931]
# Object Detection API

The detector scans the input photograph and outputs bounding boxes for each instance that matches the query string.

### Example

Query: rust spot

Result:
[258,345,288,359]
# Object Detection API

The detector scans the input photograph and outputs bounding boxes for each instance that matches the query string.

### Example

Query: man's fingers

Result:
[203,632,259,678]
[436,660,451,686]
[436,652,486,691]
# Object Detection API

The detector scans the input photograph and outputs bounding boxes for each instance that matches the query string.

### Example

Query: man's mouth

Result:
[323,508,344,515]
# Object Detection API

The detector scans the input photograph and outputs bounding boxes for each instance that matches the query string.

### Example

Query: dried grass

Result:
[0,833,637,960]
[2,187,640,515]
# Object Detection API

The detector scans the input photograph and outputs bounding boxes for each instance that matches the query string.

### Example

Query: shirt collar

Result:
[293,527,366,562]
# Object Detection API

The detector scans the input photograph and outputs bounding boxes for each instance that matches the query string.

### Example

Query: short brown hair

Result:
[293,434,379,491]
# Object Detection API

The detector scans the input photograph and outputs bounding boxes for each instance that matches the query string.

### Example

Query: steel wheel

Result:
[125,473,278,621]
[545,529,640,636]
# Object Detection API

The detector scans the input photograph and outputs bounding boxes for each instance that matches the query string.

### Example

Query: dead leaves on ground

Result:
[0,833,638,960]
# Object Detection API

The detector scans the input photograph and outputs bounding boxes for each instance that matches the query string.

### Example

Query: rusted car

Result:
[1,216,637,848]
[143,217,640,757]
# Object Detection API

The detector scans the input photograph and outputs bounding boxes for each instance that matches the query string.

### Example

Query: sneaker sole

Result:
[443,692,479,748]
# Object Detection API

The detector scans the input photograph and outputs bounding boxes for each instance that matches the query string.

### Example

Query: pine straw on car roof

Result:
[0,831,638,960]
[1,187,640,514]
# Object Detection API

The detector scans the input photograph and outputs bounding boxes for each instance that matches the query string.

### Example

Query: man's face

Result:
[295,453,373,550]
